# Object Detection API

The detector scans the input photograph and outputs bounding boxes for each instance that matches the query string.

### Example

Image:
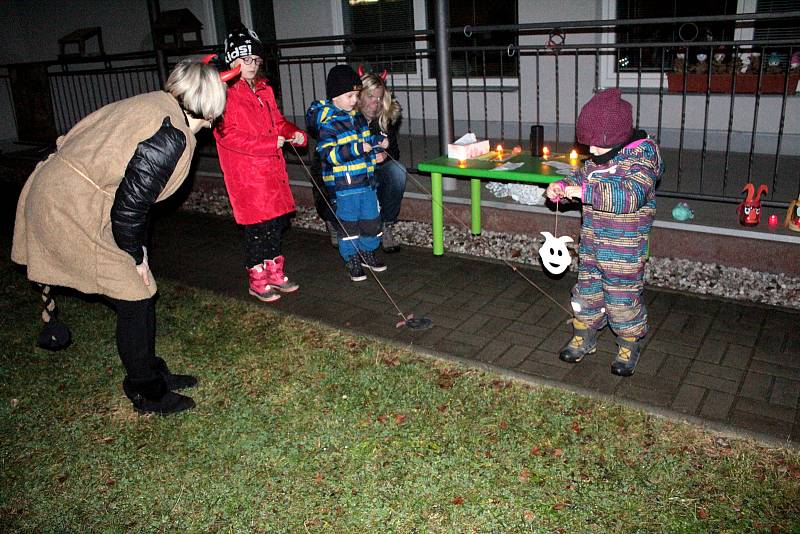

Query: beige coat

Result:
[12,91,196,301]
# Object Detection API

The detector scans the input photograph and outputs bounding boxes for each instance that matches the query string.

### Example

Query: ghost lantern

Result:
[539,231,573,275]
[737,183,768,226]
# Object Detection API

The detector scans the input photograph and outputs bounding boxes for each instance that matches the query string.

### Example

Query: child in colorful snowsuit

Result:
[215,25,307,302]
[545,88,663,376]
[305,65,389,281]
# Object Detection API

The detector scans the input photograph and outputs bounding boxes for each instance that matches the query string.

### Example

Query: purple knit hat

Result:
[576,88,632,147]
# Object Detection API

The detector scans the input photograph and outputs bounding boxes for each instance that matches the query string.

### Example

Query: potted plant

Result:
[667,49,799,95]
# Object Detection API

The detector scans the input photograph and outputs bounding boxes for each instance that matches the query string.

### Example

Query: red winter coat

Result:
[214,78,306,225]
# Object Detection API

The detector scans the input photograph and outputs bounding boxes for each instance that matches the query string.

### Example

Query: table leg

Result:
[470,178,481,235]
[431,172,444,255]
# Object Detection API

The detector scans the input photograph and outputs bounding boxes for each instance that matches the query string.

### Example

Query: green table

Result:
[417,151,578,255]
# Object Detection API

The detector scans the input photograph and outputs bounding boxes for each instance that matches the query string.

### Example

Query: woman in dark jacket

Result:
[12,57,237,415]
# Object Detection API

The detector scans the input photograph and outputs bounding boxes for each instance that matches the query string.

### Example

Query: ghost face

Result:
[539,231,574,275]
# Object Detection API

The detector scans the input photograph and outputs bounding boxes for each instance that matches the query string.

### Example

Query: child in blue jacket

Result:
[306,65,389,281]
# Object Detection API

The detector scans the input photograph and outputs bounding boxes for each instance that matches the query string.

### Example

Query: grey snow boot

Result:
[559,319,598,363]
[381,222,400,253]
[611,336,642,377]
[326,221,339,248]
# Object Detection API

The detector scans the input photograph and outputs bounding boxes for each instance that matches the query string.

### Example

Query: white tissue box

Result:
[447,133,490,159]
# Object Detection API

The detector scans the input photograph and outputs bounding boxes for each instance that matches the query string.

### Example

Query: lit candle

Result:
[569,149,578,160]
[496,144,503,153]
[542,146,550,158]
[457,159,467,168]
[768,214,779,227]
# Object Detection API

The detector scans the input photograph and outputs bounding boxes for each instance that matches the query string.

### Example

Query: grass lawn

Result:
[1,258,798,533]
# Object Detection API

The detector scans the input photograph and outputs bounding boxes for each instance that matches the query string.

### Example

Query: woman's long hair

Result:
[360,73,401,133]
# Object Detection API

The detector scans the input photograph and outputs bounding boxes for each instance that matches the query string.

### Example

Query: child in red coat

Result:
[215,26,307,302]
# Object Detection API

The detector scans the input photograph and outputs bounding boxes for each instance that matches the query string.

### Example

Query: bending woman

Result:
[12,57,237,415]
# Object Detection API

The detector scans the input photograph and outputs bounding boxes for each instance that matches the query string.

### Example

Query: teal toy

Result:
[672,202,694,222]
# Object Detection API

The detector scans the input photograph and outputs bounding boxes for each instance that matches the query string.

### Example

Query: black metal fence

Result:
[2,12,798,206]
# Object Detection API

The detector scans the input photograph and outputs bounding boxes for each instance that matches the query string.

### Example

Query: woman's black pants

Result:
[108,296,157,381]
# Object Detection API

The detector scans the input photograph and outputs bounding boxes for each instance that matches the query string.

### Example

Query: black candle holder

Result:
[530,125,544,156]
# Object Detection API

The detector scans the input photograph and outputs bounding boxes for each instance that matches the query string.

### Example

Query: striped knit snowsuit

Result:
[558,137,663,340]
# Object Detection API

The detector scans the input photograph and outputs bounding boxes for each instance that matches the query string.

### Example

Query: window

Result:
[754,0,800,40]
[753,0,800,70]
[602,0,800,87]
[614,0,737,73]
[425,0,519,78]
[341,0,416,74]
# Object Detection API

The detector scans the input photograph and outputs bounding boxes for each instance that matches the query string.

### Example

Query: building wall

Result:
[0,0,796,154]
[274,0,798,155]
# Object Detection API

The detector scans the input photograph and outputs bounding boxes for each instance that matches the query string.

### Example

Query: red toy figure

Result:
[737,183,768,226]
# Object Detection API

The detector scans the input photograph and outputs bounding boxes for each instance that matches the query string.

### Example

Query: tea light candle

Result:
[542,146,550,158]
[569,149,578,160]
[768,214,779,227]
[457,159,467,168]
[496,144,503,153]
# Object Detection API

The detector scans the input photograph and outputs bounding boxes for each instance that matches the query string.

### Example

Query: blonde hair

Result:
[360,73,400,132]
[165,59,227,121]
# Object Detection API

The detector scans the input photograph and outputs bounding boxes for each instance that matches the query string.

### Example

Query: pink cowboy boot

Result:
[247,263,281,302]
[264,255,299,293]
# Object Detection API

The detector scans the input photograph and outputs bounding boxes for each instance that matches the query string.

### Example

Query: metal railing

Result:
[2,12,798,206]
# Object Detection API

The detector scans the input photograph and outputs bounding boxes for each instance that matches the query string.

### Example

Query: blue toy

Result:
[672,202,694,222]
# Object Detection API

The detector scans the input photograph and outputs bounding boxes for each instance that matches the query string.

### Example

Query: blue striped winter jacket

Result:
[305,99,385,194]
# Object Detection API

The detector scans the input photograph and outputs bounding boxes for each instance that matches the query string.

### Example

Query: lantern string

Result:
[380,150,573,317]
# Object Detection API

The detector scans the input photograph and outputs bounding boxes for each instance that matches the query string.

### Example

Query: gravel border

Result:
[182,189,800,311]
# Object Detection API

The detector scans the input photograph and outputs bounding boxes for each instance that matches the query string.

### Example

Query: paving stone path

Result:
[149,210,800,446]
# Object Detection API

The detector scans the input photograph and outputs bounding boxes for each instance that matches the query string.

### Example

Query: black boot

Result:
[122,376,195,415]
[152,357,198,390]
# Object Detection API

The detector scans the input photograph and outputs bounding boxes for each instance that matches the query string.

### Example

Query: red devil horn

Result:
[202,53,241,83]
[357,64,365,77]
[219,64,241,83]
[379,69,388,81]
[754,184,769,203]
[741,183,755,203]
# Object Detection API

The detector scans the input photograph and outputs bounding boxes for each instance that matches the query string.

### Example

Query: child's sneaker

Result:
[611,337,641,377]
[247,264,281,302]
[559,319,597,363]
[359,250,387,272]
[346,257,367,281]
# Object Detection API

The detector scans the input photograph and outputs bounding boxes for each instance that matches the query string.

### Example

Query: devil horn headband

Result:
[357,64,389,82]
[202,53,241,83]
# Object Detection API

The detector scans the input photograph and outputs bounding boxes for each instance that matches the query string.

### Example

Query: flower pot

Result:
[666,73,799,95]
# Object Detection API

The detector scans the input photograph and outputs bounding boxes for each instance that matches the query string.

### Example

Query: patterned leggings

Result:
[572,247,648,340]
[243,215,289,268]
